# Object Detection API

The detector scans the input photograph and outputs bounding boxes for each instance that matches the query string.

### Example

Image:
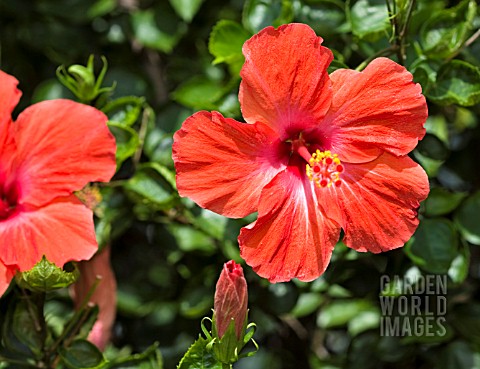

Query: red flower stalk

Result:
[173,24,429,282]
[0,70,116,295]
[214,260,248,340]
[71,245,117,350]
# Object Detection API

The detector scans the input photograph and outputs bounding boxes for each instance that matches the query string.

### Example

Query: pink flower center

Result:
[0,183,18,220]
[292,138,344,188]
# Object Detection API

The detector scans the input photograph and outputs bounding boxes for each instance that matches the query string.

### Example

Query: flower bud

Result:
[214,260,248,340]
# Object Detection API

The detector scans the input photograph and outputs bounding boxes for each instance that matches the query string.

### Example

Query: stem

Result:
[385,0,417,65]
[47,277,101,355]
[398,0,417,64]
[446,27,480,62]
[222,364,232,369]
[464,28,480,49]
[132,105,151,167]
[399,0,416,39]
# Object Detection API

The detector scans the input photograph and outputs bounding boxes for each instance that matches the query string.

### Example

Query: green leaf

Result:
[2,299,44,359]
[422,187,468,216]
[348,310,380,337]
[131,9,187,53]
[15,256,79,293]
[413,150,444,178]
[450,304,480,346]
[192,209,228,240]
[32,79,72,103]
[177,336,222,369]
[107,122,140,167]
[88,0,117,18]
[448,240,470,284]
[106,343,163,369]
[168,223,215,254]
[179,285,214,318]
[437,341,480,369]
[103,96,145,127]
[59,339,106,369]
[290,292,324,318]
[317,299,377,328]
[172,76,226,110]
[123,163,177,211]
[242,0,294,34]
[168,0,205,22]
[348,0,389,40]
[454,191,480,245]
[404,218,458,274]
[424,115,449,145]
[295,0,347,36]
[427,60,480,107]
[415,134,449,161]
[208,20,250,75]
[420,0,477,59]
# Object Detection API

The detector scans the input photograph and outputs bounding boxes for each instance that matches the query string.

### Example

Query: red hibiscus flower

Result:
[0,70,116,295]
[173,23,429,283]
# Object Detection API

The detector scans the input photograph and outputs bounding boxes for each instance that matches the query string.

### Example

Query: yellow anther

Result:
[305,150,344,189]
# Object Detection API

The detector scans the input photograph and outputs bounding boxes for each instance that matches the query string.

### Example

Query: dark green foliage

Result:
[1,0,480,368]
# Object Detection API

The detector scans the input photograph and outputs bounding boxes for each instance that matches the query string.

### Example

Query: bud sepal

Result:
[201,311,258,366]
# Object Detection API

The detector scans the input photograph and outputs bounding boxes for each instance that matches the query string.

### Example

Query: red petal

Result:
[321,153,429,252]
[239,166,340,282]
[0,70,21,129]
[0,71,21,174]
[173,111,286,218]
[0,195,98,271]
[239,23,333,140]
[13,100,116,207]
[0,262,16,297]
[71,245,117,350]
[322,58,427,163]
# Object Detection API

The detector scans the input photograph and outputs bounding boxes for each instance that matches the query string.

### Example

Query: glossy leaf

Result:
[169,0,205,22]
[295,0,347,36]
[420,0,477,59]
[448,240,470,284]
[208,20,251,75]
[131,9,187,53]
[427,60,480,107]
[106,343,164,369]
[103,97,145,127]
[290,292,324,318]
[437,341,480,369]
[242,0,294,33]
[107,122,140,167]
[450,304,480,346]
[2,299,44,359]
[405,218,458,274]
[416,134,449,161]
[423,187,467,216]
[123,163,177,211]
[348,0,389,39]
[317,299,376,328]
[454,191,480,245]
[59,339,106,369]
[172,76,226,110]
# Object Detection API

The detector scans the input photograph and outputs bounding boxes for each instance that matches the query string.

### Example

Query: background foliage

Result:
[1,0,480,368]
